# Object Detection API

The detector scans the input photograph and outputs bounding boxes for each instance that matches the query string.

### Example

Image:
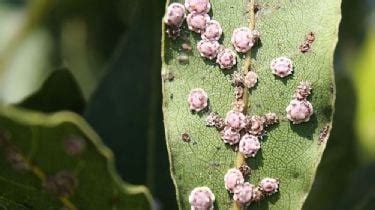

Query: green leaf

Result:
[0,106,152,210]
[162,0,340,209]
[18,68,85,114]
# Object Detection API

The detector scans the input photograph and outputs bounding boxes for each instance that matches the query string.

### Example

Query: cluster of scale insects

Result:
[164,0,314,209]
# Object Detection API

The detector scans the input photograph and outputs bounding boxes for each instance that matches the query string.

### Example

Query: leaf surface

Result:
[162,0,340,209]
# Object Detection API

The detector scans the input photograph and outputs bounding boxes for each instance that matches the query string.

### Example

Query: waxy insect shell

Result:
[187,13,211,33]
[233,182,255,205]
[231,27,259,53]
[189,186,215,210]
[239,134,261,158]
[164,3,186,27]
[216,48,237,69]
[197,40,220,60]
[286,99,313,124]
[224,168,245,193]
[202,20,223,41]
[270,56,293,78]
[185,0,211,14]
[188,88,208,112]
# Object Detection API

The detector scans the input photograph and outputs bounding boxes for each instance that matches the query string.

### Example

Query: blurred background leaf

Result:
[0,106,151,210]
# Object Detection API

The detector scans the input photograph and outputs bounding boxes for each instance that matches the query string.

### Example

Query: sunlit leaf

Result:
[162,0,340,209]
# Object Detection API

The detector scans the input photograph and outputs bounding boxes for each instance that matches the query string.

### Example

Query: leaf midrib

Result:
[233,0,256,209]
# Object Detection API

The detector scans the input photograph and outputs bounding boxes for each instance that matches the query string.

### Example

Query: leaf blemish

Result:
[206,112,225,130]
[182,133,191,143]
[318,124,330,145]
[299,32,315,53]
[162,72,174,82]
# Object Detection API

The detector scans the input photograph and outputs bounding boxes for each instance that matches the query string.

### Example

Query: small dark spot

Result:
[293,172,299,178]
[329,83,335,94]
[166,26,180,40]
[254,3,260,13]
[234,86,244,100]
[206,112,225,130]
[239,164,251,177]
[181,133,191,142]
[318,124,330,145]
[299,32,315,53]
[63,136,86,156]
[210,162,220,167]
[170,93,174,99]
[255,104,261,108]
[215,146,221,150]
[299,44,310,53]
[306,32,315,42]
[43,171,78,197]
[163,72,175,82]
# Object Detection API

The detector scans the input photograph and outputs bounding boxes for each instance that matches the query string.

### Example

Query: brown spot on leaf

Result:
[166,26,180,40]
[239,164,251,177]
[163,72,174,82]
[318,124,330,145]
[299,32,315,53]
[254,3,261,13]
[181,133,191,142]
